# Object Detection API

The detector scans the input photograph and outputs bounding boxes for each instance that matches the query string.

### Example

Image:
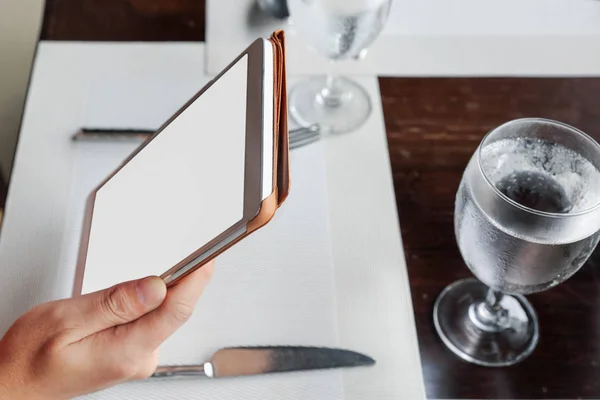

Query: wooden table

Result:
[39,1,600,398]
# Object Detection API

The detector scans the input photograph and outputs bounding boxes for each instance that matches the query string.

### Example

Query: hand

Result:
[0,263,214,400]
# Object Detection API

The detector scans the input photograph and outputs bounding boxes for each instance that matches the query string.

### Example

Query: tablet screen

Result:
[81,55,249,294]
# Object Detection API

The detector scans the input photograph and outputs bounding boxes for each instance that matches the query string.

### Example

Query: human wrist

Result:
[0,351,38,400]
[0,364,19,399]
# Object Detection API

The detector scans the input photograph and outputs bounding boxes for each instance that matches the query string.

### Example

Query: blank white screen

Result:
[82,55,248,294]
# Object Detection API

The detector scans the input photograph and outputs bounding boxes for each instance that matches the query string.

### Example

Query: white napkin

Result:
[64,140,343,400]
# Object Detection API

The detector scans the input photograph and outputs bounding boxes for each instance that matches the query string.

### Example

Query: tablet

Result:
[74,32,289,295]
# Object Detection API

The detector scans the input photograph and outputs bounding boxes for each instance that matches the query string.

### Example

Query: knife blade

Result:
[150,346,375,378]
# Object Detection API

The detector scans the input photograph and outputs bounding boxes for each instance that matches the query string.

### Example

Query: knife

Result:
[150,346,375,378]
[71,126,319,143]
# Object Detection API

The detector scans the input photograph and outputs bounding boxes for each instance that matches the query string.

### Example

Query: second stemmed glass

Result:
[287,0,392,134]
[435,118,600,366]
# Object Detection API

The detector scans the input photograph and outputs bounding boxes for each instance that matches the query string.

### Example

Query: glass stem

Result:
[316,74,344,108]
[469,288,510,332]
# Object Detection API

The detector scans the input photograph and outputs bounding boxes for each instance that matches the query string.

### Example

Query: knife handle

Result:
[150,363,210,378]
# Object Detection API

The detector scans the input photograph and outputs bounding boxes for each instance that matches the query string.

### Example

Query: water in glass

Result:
[287,0,393,133]
[434,119,600,367]
[456,137,600,294]
[289,0,391,60]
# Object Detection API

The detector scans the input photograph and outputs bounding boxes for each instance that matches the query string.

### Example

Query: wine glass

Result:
[287,0,392,134]
[434,118,600,366]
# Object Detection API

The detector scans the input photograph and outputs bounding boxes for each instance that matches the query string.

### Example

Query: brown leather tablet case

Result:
[73,31,289,294]
[271,30,290,206]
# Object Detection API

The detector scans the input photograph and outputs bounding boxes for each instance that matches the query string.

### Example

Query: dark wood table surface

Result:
[39,1,600,398]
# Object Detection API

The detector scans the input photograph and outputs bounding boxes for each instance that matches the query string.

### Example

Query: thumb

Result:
[67,276,167,341]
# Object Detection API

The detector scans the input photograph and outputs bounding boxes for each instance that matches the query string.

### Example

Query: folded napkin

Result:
[64,140,343,400]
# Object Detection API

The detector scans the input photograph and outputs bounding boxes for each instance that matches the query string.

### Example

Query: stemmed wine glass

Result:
[287,0,392,134]
[435,118,600,366]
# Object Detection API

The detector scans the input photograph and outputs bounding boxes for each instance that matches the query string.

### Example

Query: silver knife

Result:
[150,346,375,378]
[71,126,318,142]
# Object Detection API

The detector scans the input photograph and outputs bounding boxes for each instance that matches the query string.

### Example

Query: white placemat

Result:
[206,0,600,76]
[0,42,425,400]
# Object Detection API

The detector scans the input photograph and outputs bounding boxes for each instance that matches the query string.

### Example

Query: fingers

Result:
[114,262,214,352]
[62,276,167,342]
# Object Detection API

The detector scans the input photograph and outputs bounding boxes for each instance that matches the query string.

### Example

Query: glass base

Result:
[433,278,539,367]
[289,76,372,134]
